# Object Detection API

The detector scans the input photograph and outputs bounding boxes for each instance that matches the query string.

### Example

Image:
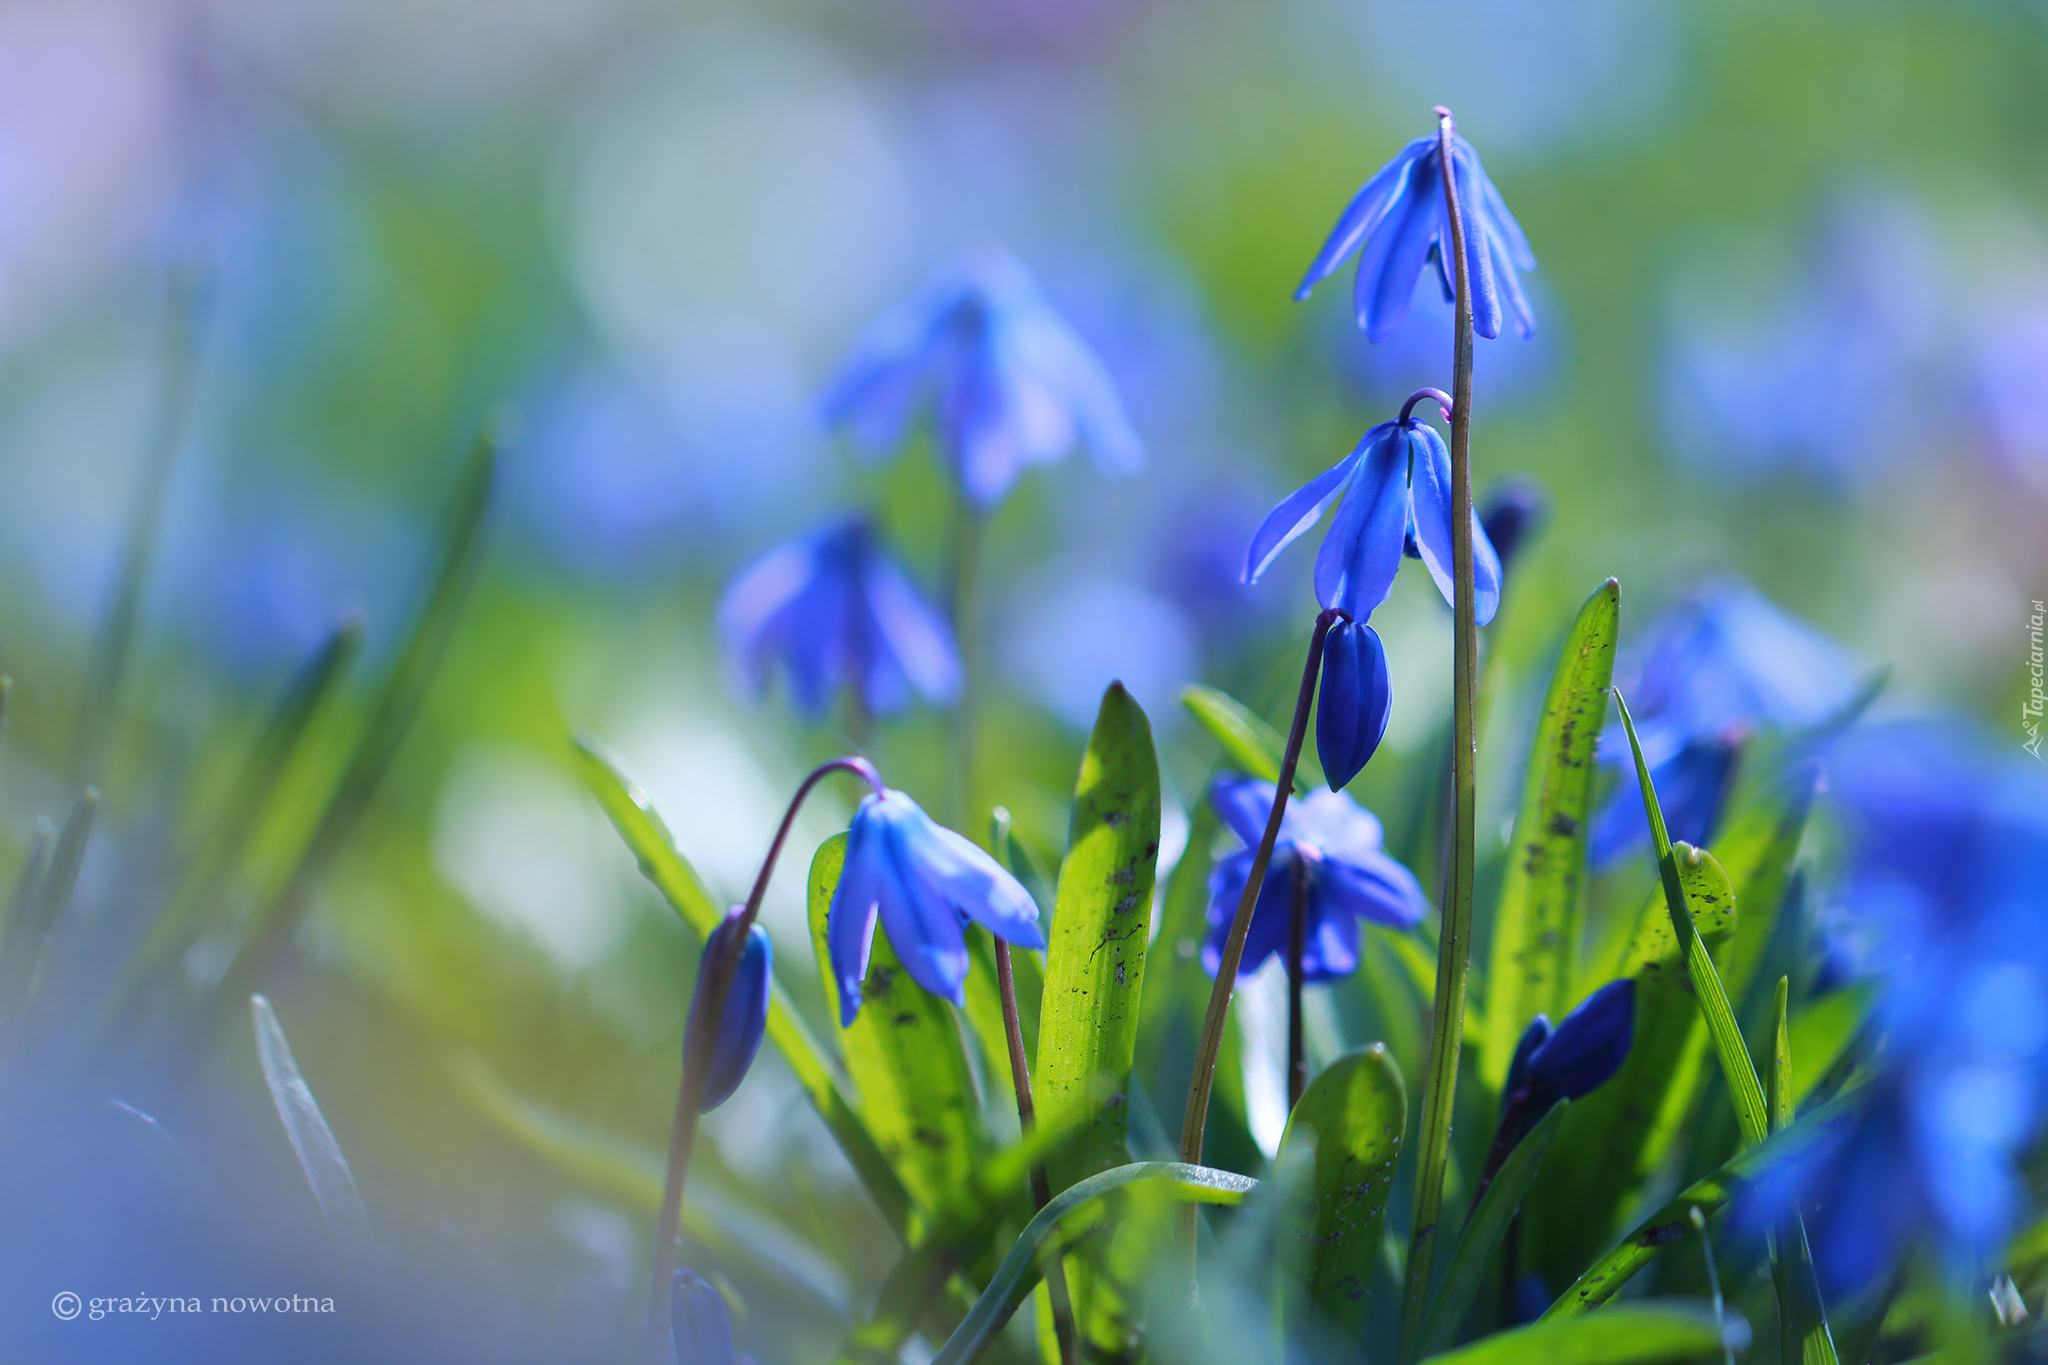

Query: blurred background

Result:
[1,0,2044,1360]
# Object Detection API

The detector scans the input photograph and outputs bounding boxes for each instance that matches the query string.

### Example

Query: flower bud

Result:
[671,1268,736,1365]
[1316,619,1392,791]
[686,913,772,1113]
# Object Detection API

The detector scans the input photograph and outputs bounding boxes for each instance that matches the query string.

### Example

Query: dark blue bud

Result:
[1317,619,1392,791]
[671,1268,737,1365]
[686,914,772,1113]
[1504,1013,1552,1099]
[1525,978,1634,1101]
[1478,477,1548,579]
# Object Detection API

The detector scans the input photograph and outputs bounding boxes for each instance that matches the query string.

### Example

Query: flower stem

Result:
[997,939,1079,1365]
[945,494,983,828]
[1288,854,1309,1110]
[1176,607,1345,1252]
[1397,105,1481,1363]
[644,756,884,1364]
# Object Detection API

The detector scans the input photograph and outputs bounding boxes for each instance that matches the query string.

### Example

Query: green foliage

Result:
[1280,1043,1407,1336]
[1483,578,1620,1091]
[1422,1303,1749,1365]
[1181,684,1312,792]
[1769,978,1841,1365]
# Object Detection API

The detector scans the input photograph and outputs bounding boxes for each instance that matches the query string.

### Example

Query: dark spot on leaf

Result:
[892,1012,918,1027]
[1104,810,1128,826]
[1642,1222,1688,1247]
[1548,812,1579,838]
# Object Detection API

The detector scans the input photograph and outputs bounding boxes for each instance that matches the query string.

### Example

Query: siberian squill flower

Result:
[1501,979,1635,1138]
[828,788,1045,1024]
[1200,774,1427,982]
[718,516,959,721]
[684,913,772,1113]
[822,245,1142,509]
[672,1268,746,1365]
[1318,617,1392,791]
[1296,117,1536,342]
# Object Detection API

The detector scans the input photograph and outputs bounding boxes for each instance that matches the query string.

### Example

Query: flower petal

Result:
[1504,1014,1553,1098]
[1243,453,1358,584]
[922,822,1046,950]
[828,811,888,1025]
[1294,136,1433,300]
[1315,846,1429,930]
[691,920,773,1112]
[1354,151,1444,342]
[1404,422,1503,627]
[1300,888,1363,981]
[1450,147,1504,341]
[672,1268,739,1365]
[862,553,961,709]
[1313,424,1411,618]
[1210,773,1281,851]
[1526,978,1634,1099]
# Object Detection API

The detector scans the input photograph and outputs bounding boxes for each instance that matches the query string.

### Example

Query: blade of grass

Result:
[1420,1303,1748,1365]
[1769,977,1840,1365]
[0,790,99,1033]
[250,994,376,1269]
[1181,685,1314,792]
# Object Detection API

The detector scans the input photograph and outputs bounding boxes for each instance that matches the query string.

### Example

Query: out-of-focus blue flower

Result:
[1589,729,1745,871]
[718,516,959,721]
[1503,979,1635,1124]
[1317,618,1392,791]
[1201,775,1427,982]
[821,244,1142,509]
[1295,118,1536,343]
[1477,477,1548,580]
[1244,417,1502,625]
[671,1268,735,1365]
[828,789,1045,1024]
[686,913,772,1113]
[1747,721,2048,1295]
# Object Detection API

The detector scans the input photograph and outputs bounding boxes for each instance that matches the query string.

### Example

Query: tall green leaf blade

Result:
[573,737,914,1237]
[929,1162,1260,1365]
[1418,1102,1570,1358]
[1036,683,1161,1361]
[1421,1303,1748,1365]
[1769,978,1840,1365]
[808,833,990,1214]
[1706,763,1821,1013]
[1280,1044,1407,1336]
[1181,685,1310,792]
[1788,986,1873,1105]
[1482,579,1620,1090]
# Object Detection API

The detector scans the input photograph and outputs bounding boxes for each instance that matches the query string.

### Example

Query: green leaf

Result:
[1482,579,1620,1091]
[808,833,990,1214]
[1704,762,1821,1014]
[1769,978,1840,1365]
[1616,693,1770,1150]
[1541,1092,1856,1318]
[0,787,98,1032]
[929,1162,1260,1365]
[1035,682,1162,1359]
[1788,985,1873,1106]
[1280,1044,1407,1336]
[573,737,915,1238]
[1181,684,1312,793]
[1421,1302,1749,1365]
[1418,1102,1570,1359]
[251,994,377,1270]
[1527,841,1736,1282]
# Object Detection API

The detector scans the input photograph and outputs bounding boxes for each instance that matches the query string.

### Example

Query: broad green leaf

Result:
[574,737,914,1237]
[1280,1044,1407,1336]
[1705,763,1821,1013]
[1769,979,1841,1365]
[1528,843,1735,1285]
[808,833,989,1214]
[1422,1302,1749,1365]
[251,994,376,1269]
[1181,684,1310,793]
[1418,1102,1570,1359]
[1483,579,1620,1091]
[1789,985,1874,1105]
[1616,693,1770,1150]
[1036,683,1162,1361]
[929,1162,1260,1365]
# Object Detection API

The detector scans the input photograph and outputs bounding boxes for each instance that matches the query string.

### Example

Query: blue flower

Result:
[1504,978,1635,1124]
[718,516,959,721]
[1244,416,1502,624]
[1588,729,1744,871]
[1317,618,1392,791]
[1295,118,1536,342]
[827,788,1045,1024]
[686,913,772,1113]
[822,245,1142,509]
[1477,476,1548,581]
[1200,775,1427,982]
[671,1268,735,1365]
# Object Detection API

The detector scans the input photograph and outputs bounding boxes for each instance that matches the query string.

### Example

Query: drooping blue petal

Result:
[1010,299,1145,478]
[1209,773,1280,851]
[716,537,820,696]
[688,916,773,1112]
[1314,424,1412,618]
[1202,846,1304,979]
[1504,1015,1553,1098]
[1316,618,1392,790]
[917,820,1046,950]
[1449,145,1505,341]
[1525,978,1634,1100]
[828,809,887,1026]
[1295,137,1432,300]
[1299,885,1364,980]
[1487,225,1538,341]
[1355,151,1444,343]
[1404,421,1503,627]
[1243,454,1358,585]
[862,553,962,708]
[1475,157,1538,272]
[869,800,974,1007]
[671,1269,738,1365]
[1313,846,1429,931]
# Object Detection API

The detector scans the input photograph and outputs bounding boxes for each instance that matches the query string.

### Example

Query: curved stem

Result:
[645,756,884,1363]
[1399,387,1455,427]
[997,939,1079,1365]
[1176,606,1346,1251]
[1399,105,1481,1363]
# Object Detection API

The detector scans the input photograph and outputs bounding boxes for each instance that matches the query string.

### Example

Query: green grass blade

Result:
[1181,684,1311,792]
[1770,978,1840,1365]
[0,789,98,1031]
[1418,1101,1570,1358]
[808,833,990,1212]
[1482,579,1620,1091]
[1704,762,1822,1016]
[929,1162,1260,1365]
[1788,986,1874,1106]
[1422,1303,1748,1365]
[573,736,914,1238]
[1614,692,1769,1148]
[1542,1092,1855,1318]
[1280,1043,1407,1336]
[1035,682,1161,1357]
[250,994,377,1269]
